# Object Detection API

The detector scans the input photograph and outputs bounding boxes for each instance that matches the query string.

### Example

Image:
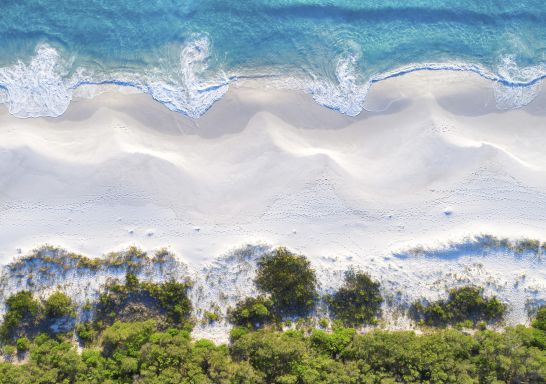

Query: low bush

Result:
[0,291,42,341]
[411,286,506,327]
[95,273,192,330]
[15,337,30,352]
[44,292,75,319]
[326,270,383,326]
[533,305,546,331]
[75,322,98,345]
[0,323,545,383]
[255,247,318,318]
[228,296,276,329]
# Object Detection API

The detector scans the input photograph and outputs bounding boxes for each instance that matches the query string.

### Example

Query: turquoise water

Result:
[0,0,545,117]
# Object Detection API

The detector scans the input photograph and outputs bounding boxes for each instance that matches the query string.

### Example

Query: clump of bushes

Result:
[0,291,42,341]
[533,305,546,331]
[95,272,192,331]
[326,270,383,326]
[0,291,75,343]
[411,286,506,327]
[44,292,75,319]
[75,322,97,345]
[255,247,318,318]
[513,238,541,254]
[228,296,276,329]
[3,323,544,384]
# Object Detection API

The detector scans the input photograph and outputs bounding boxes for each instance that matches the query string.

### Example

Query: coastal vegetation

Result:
[0,315,545,383]
[0,291,75,343]
[326,270,383,326]
[228,296,276,330]
[411,286,506,327]
[255,247,318,318]
[0,245,544,382]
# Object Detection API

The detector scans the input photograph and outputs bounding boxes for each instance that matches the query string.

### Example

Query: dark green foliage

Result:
[143,279,193,326]
[310,326,355,357]
[530,306,546,350]
[411,286,507,326]
[228,296,275,329]
[102,320,157,358]
[255,247,318,318]
[343,329,479,382]
[230,329,307,382]
[44,292,75,319]
[0,324,545,383]
[15,337,29,352]
[326,270,383,326]
[95,272,192,330]
[533,305,546,331]
[0,291,42,341]
[473,326,546,383]
[1,290,78,343]
[75,321,98,345]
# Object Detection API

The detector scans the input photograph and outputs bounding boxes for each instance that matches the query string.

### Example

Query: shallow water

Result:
[1,1,545,117]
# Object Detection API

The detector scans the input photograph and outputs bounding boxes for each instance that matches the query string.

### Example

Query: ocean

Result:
[0,0,545,118]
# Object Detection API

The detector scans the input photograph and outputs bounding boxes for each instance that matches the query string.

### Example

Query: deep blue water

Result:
[0,0,545,117]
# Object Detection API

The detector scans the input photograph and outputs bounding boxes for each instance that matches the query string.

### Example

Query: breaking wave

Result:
[0,38,544,119]
[0,36,230,119]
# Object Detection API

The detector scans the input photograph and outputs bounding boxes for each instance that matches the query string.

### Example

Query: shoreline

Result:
[1,70,546,262]
[1,43,545,119]
[0,69,546,340]
[0,69,546,255]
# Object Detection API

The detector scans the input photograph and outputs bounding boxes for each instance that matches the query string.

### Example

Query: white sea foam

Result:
[129,35,230,118]
[0,41,544,119]
[0,37,229,119]
[297,56,545,117]
[493,56,545,109]
[0,45,75,118]
[307,54,371,116]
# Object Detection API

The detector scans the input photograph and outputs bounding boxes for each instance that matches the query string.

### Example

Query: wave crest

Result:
[0,45,74,118]
[493,56,545,109]
[0,36,229,119]
[129,35,230,118]
[0,41,544,119]
[308,54,370,116]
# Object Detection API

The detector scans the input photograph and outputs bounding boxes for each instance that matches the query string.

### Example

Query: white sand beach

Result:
[1,71,546,338]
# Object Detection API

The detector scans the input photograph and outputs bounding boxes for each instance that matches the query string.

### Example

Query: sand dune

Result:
[1,71,546,261]
[0,71,545,337]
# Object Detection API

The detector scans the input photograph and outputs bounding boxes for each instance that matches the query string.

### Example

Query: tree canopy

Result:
[255,247,318,318]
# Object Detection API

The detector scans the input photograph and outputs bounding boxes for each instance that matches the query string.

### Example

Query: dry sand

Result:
[0,71,545,338]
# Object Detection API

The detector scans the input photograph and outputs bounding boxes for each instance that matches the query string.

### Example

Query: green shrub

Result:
[16,337,30,352]
[532,305,546,331]
[255,247,317,318]
[228,296,275,329]
[2,344,16,357]
[0,291,43,341]
[411,286,506,326]
[102,320,156,358]
[327,270,383,326]
[144,279,192,326]
[75,322,97,345]
[310,327,355,357]
[514,238,541,254]
[95,273,192,330]
[44,292,75,319]
[318,318,329,328]
[204,310,220,323]
[230,329,307,382]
